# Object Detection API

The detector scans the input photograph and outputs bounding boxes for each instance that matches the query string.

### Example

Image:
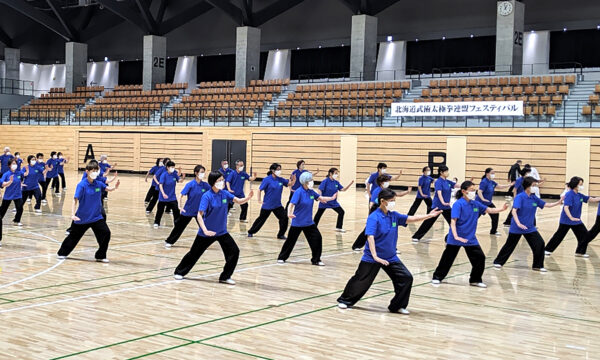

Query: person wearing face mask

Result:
[43,151,60,199]
[98,155,116,176]
[407,166,434,216]
[494,177,563,272]
[313,168,355,233]
[431,181,509,288]
[285,160,320,211]
[164,165,211,248]
[56,152,69,191]
[57,160,120,262]
[144,158,162,206]
[503,166,545,226]
[13,152,22,171]
[226,160,257,222]
[21,155,48,214]
[154,160,185,228]
[0,159,25,245]
[277,172,337,266]
[478,168,514,235]
[366,162,402,203]
[34,153,50,204]
[545,177,600,258]
[219,160,233,179]
[337,189,442,314]
[173,171,254,284]
[248,163,296,239]
[0,147,14,175]
[147,156,170,214]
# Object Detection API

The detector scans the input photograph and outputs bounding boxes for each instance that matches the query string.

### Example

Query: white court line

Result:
[16,229,61,243]
[0,260,65,289]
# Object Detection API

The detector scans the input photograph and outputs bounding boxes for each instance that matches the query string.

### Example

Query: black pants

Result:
[486,202,499,234]
[412,208,452,240]
[278,224,322,264]
[587,216,600,243]
[337,260,413,312]
[146,187,160,212]
[0,198,24,242]
[545,223,589,255]
[22,189,41,210]
[67,206,106,233]
[59,173,66,189]
[42,177,57,199]
[313,206,345,229]
[154,200,180,226]
[166,215,200,245]
[494,231,545,269]
[230,202,248,221]
[503,207,513,226]
[144,185,155,203]
[407,197,432,216]
[57,219,111,259]
[433,244,486,283]
[352,228,368,250]
[248,206,288,237]
[174,233,239,280]
[284,191,294,211]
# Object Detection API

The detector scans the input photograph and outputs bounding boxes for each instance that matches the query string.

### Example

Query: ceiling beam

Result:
[158,1,214,35]
[0,25,12,47]
[95,0,150,33]
[368,0,402,15]
[0,0,72,41]
[205,0,244,26]
[336,0,360,14]
[77,6,96,32]
[253,0,305,26]
[156,0,168,24]
[46,0,77,40]
[79,16,125,42]
[237,0,253,25]
[135,0,158,34]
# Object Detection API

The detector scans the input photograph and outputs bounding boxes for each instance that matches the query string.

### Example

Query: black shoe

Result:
[277,235,287,240]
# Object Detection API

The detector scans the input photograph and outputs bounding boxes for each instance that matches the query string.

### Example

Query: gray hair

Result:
[299,171,313,185]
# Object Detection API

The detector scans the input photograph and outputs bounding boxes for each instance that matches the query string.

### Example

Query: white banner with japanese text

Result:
[391,101,524,117]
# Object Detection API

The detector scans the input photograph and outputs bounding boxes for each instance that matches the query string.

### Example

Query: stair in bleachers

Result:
[552,80,597,127]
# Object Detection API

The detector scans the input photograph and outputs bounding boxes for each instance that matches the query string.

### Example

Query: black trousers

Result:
[67,206,106,233]
[486,203,499,234]
[0,198,24,242]
[248,206,288,237]
[337,260,413,312]
[352,228,368,250]
[284,191,294,211]
[412,208,452,240]
[229,202,248,221]
[494,231,545,269]
[144,184,155,203]
[166,215,200,245]
[145,187,160,212]
[174,233,239,280]
[545,223,589,255]
[57,219,111,259]
[42,177,57,199]
[503,207,513,226]
[154,200,180,226]
[407,197,432,216]
[22,189,41,210]
[433,244,486,283]
[278,224,322,264]
[313,206,345,229]
[587,215,600,243]
[59,173,66,189]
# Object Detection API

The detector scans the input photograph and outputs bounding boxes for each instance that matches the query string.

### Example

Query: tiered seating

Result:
[270,81,410,119]
[156,83,188,90]
[416,75,577,116]
[583,84,600,116]
[50,87,65,93]
[10,86,103,121]
[115,84,143,91]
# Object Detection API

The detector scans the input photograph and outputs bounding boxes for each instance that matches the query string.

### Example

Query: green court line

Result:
[126,341,196,360]
[197,343,276,360]
[160,333,195,342]
[0,297,14,303]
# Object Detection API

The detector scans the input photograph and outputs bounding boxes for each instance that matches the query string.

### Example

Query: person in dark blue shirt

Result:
[226,160,257,222]
[165,165,211,247]
[173,171,254,284]
[21,155,48,213]
[146,157,170,214]
[154,160,185,228]
[494,176,563,271]
[57,160,120,262]
[407,166,434,216]
[14,152,23,171]
[34,153,50,205]
[144,158,162,204]
[57,152,69,191]
[0,146,14,175]
[432,181,508,288]
[337,188,442,314]
[248,163,296,239]
[277,172,337,266]
[43,151,60,199]
[0,158,25,245]
[477,167,513,235]
[285,159,320,211]
[218,159,233,179]
[313,168,355,232]
[503,165,545,226]
[366,162,402,201]
[545,176,600,257]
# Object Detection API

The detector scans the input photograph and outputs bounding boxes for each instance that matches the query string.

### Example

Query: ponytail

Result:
[267,162,280,176]
[456,180,474,200]
[482,167,493,180]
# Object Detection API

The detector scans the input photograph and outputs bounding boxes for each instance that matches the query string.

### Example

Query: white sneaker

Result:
[65,230,70,235]
[431,279,441,285]
[96,258,109,263]
[335,228,346,233]
[412,238,419,242]
[470,282,487,288]
[57,255,67,260]
[145,211,150,214]
[533,267,548,272]
[13,222,23,227]
[492,232,502,236]
[219,278,236,285]
[164,242,172,248]
[277,259,285,264]
[315,261,325,266]
[34,209,42,214]
[575,253,590,258]
[493,264,502,269]
[352,248,362,252]
[174,274,184,280]
[240,219,249,223]
[153,224,159,229]
[41,199,47,204]
[337,302,348,309]
[397,308,410,315]
[544,251,552,256]
[26,199,31,203]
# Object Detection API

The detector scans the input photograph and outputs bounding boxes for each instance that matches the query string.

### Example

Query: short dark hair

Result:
[208,171,223,186]
[193,165,205,174]
[377,162,387,170]
[328,167,338,175]
[422,166,429,172]
[439,165,449,174]
[296,160,305,168]
[456,180,475,199]
[27,155,35,163]
[36,153,43,158]
[369,188,397,213]
[86,160,99,171]
[165,160,175,168]
[268,163,281,176]
[51,151,57,157]
[567,176,583,190]
[376,174,391,186]
[522,176,537,190]
[155,157,162,166]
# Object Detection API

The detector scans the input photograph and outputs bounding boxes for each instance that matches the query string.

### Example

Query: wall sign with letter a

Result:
[428,151,446,178]
[153,57,165,68]
[84,144,95,164]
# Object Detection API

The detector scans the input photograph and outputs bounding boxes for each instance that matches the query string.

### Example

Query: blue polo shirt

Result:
[99,162,111,175]
[560,190,589,225]
[181,180,211,216]
[57,158,66,174]
[219,167,233,179]
[417,175,434,199]
[318,177,342,209]
[367,171,380,191]
[370,186,382,205]
[73,178,107,224]
[15,158,23,171]
[362,208,408,263]
[46,159,59,178]
[148,165,159,186]
[290,187,320,227]
[198,189,235,236]
[23,165,41,190]
[226,170,250,198]
[159,170,181,202]
[432,178,456,211]
[514,177,525,195]
[1,170,24,200]
[0,154,14,175]
[446,198,488,246]
[291,169,307,191]
[154,167,167,189]
[510,192,545,234]
[479,177,497,203]
[35,162,46,183]
[260,175,289,210]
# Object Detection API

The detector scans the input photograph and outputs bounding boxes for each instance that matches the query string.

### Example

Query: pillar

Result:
[4,48,20,80]
[446,136,467,181]
[375,40,406,80]
[350,14,378,81]
[566,138,590,188]
[264,49,291,81]
[522,30,550,75]
[65,42,88,93]
[235,26,261,88]
[143,35,166,91]
[495,0,525,75]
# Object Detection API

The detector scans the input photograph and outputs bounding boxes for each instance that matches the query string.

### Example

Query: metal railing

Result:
[0,78,35,96]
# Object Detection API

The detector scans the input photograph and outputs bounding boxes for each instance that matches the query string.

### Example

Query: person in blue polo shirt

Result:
[247,163,296,239]
[144,158,162,205]
[504,166,545,226]
[173,171,254,284]
[56,152,69,191]
[337,188,442,314]
[0,146,14,175]
[494,176,563,271]
[545,176,600,258]
[14,152,22,171]
[226,159,257,222]
[285,160,320,211]
[21,155,48,214]
[98,155,116,176]
[34,153,50,204]
[0,158,25,245]
[313,168,355,233]
[477,167,513,235]
[218,159,233,179]
[407,166,434,216]
[43,151,60,199]
[57,160,120,262]
[164,165,211,248]
[147,157,169,214]
[154,160,185,228]
[432,181,508,288]
[277,172,337,266]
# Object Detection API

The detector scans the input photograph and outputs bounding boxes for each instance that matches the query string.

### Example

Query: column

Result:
[4,48,20,80]
[446,136,467,181]
[143,35,167,91]
[350,14,378,81]
[65,42,88,93]
[522,30,550,75]
[264,49,291,81]
[235,26,261,88]
[340,135,358,189]
[566,138,590,188]
[495,0,525,75]
[375,40,406,80]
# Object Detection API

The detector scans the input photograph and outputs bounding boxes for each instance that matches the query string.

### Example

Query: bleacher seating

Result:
[583,83,600,116]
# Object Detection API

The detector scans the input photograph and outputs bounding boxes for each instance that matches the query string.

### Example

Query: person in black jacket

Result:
[506,160,522,196]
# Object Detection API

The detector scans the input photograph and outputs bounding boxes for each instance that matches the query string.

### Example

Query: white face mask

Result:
[223,164,229,169]
[159,161,164,167]
[10,164,17,171]
[386,201,396,211]
[425,171,431,176]
[307,181,314,189]
[59,156,63,159]
[16,155,20,159]
[332,174,339,179]
[578,185,584,191]
[467,191,476,200]
[197,172,205,180]
[167,167,175,174]
[530,186,539,193]
[383,182,390,188]
[38,159,43,163]
[52,155,57,159]
[490,174,496,179]
[30,160,36,166]
[89,171,99,180]
[381,169,387,174]
[6,152,11,157]
[238,166,244,172]
[215,180,225,190]
[275,170,282,177]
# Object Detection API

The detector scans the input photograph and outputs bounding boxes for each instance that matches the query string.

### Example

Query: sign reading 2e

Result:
[153,57,165,68]
[513,31,523,46]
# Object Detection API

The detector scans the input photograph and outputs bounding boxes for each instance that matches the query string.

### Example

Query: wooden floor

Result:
[1,171,600,360]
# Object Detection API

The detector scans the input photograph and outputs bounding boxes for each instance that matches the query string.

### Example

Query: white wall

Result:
[523,31,550,75]
[87,61,119,89]
[375,41,407,80]
[173,56,197,91]
[264,49,291,81]
[20,63,66,96]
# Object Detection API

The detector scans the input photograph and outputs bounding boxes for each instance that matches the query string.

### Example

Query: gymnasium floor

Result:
[1,172,599,359]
